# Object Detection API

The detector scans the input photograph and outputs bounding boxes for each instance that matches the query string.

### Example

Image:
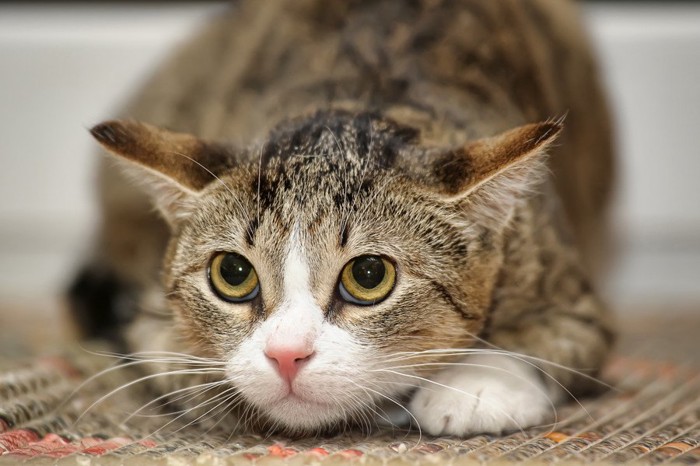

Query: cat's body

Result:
[70,0,615,436]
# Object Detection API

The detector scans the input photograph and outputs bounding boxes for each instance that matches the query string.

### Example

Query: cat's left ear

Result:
[428,121,561,225]
[90,120,235,226]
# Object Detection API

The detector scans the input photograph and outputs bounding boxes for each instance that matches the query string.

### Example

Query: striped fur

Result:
[69,0,616,436]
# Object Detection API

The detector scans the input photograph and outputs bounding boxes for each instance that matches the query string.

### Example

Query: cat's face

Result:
[91,110,559,433]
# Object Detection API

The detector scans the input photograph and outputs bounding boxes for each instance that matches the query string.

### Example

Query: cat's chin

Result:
[254,394,350,432]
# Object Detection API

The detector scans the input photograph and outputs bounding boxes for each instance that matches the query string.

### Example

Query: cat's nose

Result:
[264,343,315,383]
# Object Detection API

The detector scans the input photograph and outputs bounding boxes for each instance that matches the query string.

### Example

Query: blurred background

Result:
[0,2,699,353]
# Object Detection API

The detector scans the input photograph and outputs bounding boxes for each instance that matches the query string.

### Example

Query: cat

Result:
[68,0,616,437]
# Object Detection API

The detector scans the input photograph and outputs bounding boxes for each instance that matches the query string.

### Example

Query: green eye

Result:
[339,255,396,305]
[209,252,259,302]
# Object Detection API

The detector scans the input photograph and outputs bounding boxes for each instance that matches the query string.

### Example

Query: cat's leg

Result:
[66,158,169,346]
[66,261,138,344]
[409,353,553,436]
[409,295,613,437]
[410,293,613,436]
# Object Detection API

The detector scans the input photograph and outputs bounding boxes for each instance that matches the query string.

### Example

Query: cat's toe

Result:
[409,388,465,436]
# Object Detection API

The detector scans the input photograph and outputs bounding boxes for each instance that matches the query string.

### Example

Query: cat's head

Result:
[91,110,560,434]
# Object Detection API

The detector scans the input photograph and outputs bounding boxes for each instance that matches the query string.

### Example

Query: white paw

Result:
[409,354,554,436]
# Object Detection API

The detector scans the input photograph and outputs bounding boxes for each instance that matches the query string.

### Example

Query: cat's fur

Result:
[69,0,616,436]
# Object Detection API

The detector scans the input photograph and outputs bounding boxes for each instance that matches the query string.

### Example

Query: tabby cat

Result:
[69,0,616,436]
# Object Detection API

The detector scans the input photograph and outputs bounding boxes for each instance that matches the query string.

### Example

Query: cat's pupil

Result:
[352,256,385,289]
[220,253,251,286]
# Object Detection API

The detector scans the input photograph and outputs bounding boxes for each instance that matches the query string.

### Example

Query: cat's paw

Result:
[409,354,554,436]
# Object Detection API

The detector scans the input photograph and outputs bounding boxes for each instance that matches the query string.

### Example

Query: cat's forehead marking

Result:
[265,223,322,336]
[246,110,421,249]
[283,224,312,302]
[259,110,417,168]
[256,111,417,192]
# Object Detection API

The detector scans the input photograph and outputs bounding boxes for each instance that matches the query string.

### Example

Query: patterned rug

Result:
[0,343,698,465]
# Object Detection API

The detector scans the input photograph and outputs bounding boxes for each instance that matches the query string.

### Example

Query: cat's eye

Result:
[208,252,260,302]
[338,255,396,305]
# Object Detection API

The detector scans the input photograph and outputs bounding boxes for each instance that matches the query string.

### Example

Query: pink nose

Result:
[264,344,315,383]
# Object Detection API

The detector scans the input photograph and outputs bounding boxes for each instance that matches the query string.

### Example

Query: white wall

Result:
[0,2,699,310]
[583,3,700,307]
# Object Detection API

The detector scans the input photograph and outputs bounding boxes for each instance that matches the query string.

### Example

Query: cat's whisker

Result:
[164,387,242,429]
[99,355,226,367]
[123,379,230,422]
[201,392,250,439]
[72,387,238,458]
[376,347,615,391]
[370,380,437,393]
[356,402,380,435]
[135,385,242,442]
[342,376,423,442]
[372,348,486,363]
[169,388,243,435]
[341,382,391,433]
[226,399,250,438]
[355,386,411,436]
[160,380,233,407]
[81,347,228,365]
[73,368,228,425]
[127,385,226,420]
[345,377,410,434]
[217,397,252,442]
[238,401,258,434]
[59,354,220,413]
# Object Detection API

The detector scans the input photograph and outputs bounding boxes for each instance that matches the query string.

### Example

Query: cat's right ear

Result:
[428,121,562,226]
[90,120,235,226]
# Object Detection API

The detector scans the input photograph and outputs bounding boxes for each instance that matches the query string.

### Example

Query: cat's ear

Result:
[429,121,561,225]
[90,120,234,226]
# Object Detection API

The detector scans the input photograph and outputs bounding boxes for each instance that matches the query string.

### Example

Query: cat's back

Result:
[113,0,613,268]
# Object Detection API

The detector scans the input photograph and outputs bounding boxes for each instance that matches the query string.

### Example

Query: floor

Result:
[0,300,698,465]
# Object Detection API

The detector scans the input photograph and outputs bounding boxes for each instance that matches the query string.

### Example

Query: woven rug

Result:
[0,343,698,465]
